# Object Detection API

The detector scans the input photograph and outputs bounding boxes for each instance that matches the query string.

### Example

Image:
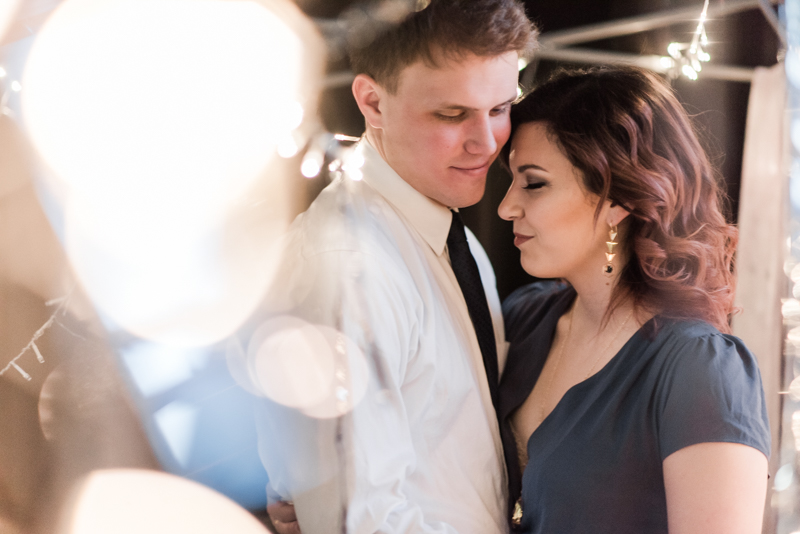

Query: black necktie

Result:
[447,210,499,408]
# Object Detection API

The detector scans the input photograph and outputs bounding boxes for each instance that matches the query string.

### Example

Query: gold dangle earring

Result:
[603,224,618,276]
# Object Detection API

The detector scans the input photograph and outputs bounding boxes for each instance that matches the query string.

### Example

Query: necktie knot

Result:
[448,210,468,246]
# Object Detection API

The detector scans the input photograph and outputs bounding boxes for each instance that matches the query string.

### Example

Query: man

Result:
[257,2,537,532]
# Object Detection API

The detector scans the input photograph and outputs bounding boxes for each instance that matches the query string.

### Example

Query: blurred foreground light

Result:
[22,0,324,346]
[787,47,800,89]
[788,325,800,347]
[783,298,800,319]
[301,148,323,178]
[59,469,269,534]
[667,42,682,59]
[794,410,800,451]
[789,375,800,401]
[681,65,698,81]
[277,136,300,159]
[247,316,369,418]
[23,0,313,202]
[775,463,794,492]
[0,0,21,41]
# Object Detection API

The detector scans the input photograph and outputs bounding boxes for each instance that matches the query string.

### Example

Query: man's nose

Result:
[464,115,498,156]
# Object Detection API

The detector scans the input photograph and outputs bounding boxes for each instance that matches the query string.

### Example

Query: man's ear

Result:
[352,74,385,130]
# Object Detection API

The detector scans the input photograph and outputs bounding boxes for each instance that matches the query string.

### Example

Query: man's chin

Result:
[438,191,483,209]
[445,187,487,209]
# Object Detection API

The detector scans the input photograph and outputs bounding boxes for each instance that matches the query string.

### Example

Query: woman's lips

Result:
[513,233,532,247]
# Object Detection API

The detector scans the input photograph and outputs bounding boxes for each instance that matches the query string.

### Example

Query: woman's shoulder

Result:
[648,319,761,382]
[502,280,572,341]
[648,319,770,459]
[654,319,754,364]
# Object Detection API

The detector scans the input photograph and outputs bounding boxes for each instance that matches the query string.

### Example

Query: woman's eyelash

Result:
[523,182,546,190]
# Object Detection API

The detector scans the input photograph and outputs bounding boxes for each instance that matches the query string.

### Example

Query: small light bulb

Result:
[277,137,299,159]
[681,65,698,80]
[301,158,321,178]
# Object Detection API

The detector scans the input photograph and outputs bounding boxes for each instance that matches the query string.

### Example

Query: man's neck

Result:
[364,128,388,164]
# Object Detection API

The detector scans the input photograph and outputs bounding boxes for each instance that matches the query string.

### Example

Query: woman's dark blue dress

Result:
[499,281,771,534]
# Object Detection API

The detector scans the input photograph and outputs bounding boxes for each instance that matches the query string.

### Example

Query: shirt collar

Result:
[357,137,452,256]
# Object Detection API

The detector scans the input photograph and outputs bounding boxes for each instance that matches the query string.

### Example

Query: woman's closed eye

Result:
[523,181,547,191]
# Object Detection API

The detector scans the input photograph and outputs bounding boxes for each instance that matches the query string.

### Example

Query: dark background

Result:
[297,0,782,300]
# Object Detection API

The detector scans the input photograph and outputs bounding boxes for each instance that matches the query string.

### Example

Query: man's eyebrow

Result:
[437,97,517,111]
[517,163,547,173]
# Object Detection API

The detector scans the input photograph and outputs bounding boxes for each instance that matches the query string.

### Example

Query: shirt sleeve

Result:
[655,328,771,461]
[253,245,465,534]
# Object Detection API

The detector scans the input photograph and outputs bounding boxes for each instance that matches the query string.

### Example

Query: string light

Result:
[0,293,71,381]
[665,0,711,81]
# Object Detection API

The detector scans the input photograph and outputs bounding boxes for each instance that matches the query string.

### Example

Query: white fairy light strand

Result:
[0,292,71,381]
[665,0,711,81]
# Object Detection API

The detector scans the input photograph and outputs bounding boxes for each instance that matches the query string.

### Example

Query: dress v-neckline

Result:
[528,320,647,442]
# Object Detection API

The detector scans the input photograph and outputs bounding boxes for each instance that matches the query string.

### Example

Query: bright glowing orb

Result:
[23,0,307,205]
[248,316,369,418]
[60,469,269,534]
[22,0,324,346]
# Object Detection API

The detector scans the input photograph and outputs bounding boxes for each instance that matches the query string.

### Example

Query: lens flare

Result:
[60,469,269,534]
[21,0,324,346]
[247,316,369,418]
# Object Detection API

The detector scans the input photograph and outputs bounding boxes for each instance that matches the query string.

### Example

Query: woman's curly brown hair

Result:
[502,66,737,333]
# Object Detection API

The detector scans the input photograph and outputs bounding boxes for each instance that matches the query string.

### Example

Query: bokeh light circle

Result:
[60,469,269,534]
[247,316,369,418]
[21,0,324,346]
[22,0,307,206]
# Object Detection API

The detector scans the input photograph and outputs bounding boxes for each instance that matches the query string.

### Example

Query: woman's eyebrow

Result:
[517,163,547,173]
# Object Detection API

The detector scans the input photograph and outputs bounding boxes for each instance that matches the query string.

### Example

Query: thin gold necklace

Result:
[582,308,635,380]
[540,306,635,424]
[512,308,574,472]
[538,308,574,426]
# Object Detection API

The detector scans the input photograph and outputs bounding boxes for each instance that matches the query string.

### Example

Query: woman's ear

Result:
[607,202,631,228]
[352,74,384,130]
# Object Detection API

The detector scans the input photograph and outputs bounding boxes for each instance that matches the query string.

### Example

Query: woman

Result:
[497,66,770,534]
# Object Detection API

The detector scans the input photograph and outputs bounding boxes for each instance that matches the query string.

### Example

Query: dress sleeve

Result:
[502,280,567,344]
[253,245,465,534]
[656,328,771,461]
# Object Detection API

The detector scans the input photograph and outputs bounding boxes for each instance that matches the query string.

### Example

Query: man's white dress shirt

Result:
[255,139,509,533]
